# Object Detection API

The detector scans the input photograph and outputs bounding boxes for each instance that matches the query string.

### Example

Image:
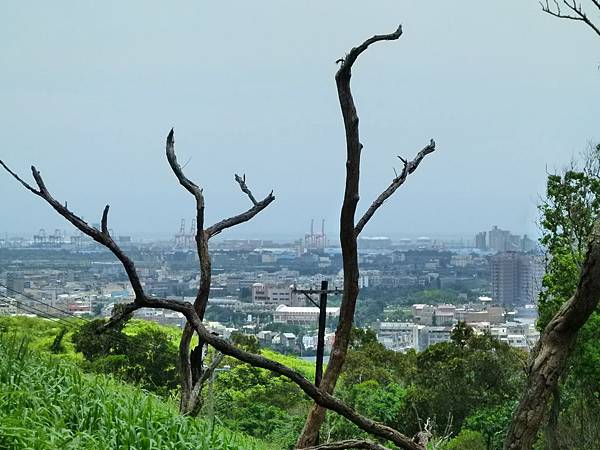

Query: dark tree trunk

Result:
[504,216,600,449]
[296,26,436,448]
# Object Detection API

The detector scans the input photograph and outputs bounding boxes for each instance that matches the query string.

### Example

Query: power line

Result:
[0,295,189,361]
[0,294,77,329]
[0,282,90,322]
[0,294,78,329]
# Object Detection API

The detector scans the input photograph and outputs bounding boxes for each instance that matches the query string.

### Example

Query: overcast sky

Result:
[1,1,599,241]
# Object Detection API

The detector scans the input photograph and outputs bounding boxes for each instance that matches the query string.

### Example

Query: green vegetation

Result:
[535,144,600,448]
[72,318,179,396]
[0,315,531,448]
[321,327,526,449]
[0,332,271,450]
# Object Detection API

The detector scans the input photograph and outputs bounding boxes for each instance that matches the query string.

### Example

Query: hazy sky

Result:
[1,1,599,240]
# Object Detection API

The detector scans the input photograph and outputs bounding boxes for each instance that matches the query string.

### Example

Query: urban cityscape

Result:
[0,220,544,356]
[2,2,599,448]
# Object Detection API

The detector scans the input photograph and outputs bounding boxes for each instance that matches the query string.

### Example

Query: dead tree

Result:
[1,129,426,450]
[1,131,275,416]
[541,0,600,37]
[296,25,436,448]
[165,132,275,414]
[1,26,437,450]
[504,215,600,449]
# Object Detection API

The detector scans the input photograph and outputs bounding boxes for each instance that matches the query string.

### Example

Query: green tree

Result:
[230,331,260,354]
[72,319,178,395]
[71,318,129,360]
[445,429,487,450]
[531,143,600,448]
[402,326,525,437]
[464,402,516,450]
[538,144,600,329]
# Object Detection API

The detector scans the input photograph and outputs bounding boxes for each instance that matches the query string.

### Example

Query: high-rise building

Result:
[488,226,522,253]
[521,235,537,252]
[491,252,544,306]
[489,226,509,252]
[475,231,487,250]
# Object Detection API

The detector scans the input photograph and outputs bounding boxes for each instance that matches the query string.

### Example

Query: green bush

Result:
[445,429,487,450]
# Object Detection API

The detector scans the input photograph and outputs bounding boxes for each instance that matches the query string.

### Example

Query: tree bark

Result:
[504,215,600,449]
[0,139,424,449]
[297,25,436,448]
[166,130,274,415]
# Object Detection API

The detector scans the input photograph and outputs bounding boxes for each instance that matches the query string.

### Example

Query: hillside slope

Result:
[0,332,272,450]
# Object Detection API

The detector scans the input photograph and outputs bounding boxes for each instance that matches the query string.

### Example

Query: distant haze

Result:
[1,1,599,240]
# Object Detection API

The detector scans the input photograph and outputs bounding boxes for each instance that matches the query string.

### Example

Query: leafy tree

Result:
[464,402,516,450]
[344,328,417,386]
[445,429,487,450]
[72,319,178,395]
[450,321,474,347]
[403,326,525,437]
[262,322,304,336]
[538,145,600,329]
[71,318,129,360]
[529,144,600,447]
[230,331,260,354]
[211,362,308,447]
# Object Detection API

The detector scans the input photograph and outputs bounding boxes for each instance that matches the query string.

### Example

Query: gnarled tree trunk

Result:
[297,26,436,447]
[504,216,600,449]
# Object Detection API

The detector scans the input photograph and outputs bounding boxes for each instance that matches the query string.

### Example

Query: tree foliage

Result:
[72,319,179,395]
[538,144,600,328]
[530,143,600,448]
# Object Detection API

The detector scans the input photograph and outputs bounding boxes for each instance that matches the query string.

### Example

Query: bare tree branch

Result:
[0,160,41,195]
[2,147,424,450]
[206,172,274,238]
[302,439,392,450]
[0,160,147,301]
[337,24,403,75]
[166,128,204,207]
[101,205,110,236]
[297,24,419,448]
[354,139,435,236]
[235,173,258,205]
[541,0,600,37]
[205,192,275,238]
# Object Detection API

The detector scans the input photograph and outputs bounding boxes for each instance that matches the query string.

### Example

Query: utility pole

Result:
[292,281,341,387]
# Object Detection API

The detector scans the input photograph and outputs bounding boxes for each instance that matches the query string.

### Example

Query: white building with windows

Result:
[273,305,340,325]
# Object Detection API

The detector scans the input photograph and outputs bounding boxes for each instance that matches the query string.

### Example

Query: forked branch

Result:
[235,173,258,205]
[541,0,600,37]
[354,139,436,236]
[166,128,204,208]
[206,174,275,238]
[0,160,146,300]
[1,146,423,450]
[296,24,430,449]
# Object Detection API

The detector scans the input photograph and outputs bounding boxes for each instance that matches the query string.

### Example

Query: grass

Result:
[0,332,272,450]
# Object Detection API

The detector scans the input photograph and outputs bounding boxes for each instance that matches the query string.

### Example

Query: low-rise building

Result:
[273,305,340,325]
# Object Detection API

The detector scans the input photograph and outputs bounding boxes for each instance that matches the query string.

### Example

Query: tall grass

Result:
[0,333,271,450]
